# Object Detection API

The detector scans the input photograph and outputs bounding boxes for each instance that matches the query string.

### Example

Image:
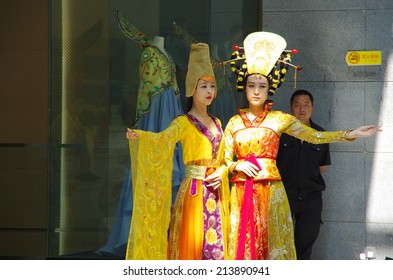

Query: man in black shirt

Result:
[276,89,331,260]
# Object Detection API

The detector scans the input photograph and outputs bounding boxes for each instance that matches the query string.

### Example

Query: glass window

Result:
[48,0,258,259]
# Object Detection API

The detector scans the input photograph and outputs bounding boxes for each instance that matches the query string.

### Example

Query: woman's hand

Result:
[235,161,260,177]
[126,128,139,140]
[348,125,382,138]
[204,172,222,189]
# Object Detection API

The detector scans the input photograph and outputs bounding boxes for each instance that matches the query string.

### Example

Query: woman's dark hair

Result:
[230,50,290,96]
[186,97,193,111]
[290,89,314,106]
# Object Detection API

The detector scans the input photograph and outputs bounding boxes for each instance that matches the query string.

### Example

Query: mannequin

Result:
[95,16,184,257]
[152,36,169,57]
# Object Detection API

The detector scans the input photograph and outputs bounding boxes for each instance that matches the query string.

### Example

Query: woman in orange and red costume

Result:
[224,32,381,260]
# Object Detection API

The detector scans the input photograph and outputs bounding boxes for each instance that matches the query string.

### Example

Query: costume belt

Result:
[185,165,216,196]
[231,157,280,182]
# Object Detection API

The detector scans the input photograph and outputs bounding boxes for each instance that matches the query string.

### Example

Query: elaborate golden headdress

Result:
[229,31,301,95]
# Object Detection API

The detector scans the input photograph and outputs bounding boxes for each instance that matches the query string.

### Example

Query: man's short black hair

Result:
[290,89,314,106]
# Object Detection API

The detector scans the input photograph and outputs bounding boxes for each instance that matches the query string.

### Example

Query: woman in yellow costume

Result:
[224,31,381,260]
[125,43,230,260]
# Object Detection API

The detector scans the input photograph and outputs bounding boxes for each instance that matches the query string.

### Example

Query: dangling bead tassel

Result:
[294,67,297,88]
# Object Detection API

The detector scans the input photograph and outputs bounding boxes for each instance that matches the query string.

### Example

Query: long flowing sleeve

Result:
[281,114,354,144]
[126,119,183,259]
[223,117,237,172]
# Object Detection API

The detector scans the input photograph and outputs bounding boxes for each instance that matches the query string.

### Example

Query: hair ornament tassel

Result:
[278,50,301,89]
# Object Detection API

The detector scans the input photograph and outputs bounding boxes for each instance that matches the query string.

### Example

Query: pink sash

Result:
[236,154,261,260]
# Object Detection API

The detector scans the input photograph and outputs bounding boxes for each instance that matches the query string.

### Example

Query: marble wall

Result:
[267,0,393,260]
[213,0,393,260]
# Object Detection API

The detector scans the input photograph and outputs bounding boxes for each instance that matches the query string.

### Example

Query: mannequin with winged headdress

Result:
[95,12,184,257]
[224,32,381,260]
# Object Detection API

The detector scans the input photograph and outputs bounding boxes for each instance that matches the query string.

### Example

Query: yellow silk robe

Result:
[224,102,352,260]
[126,114,230,260]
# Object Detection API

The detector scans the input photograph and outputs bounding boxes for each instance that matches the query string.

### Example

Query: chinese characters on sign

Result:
[346,50,382,66]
